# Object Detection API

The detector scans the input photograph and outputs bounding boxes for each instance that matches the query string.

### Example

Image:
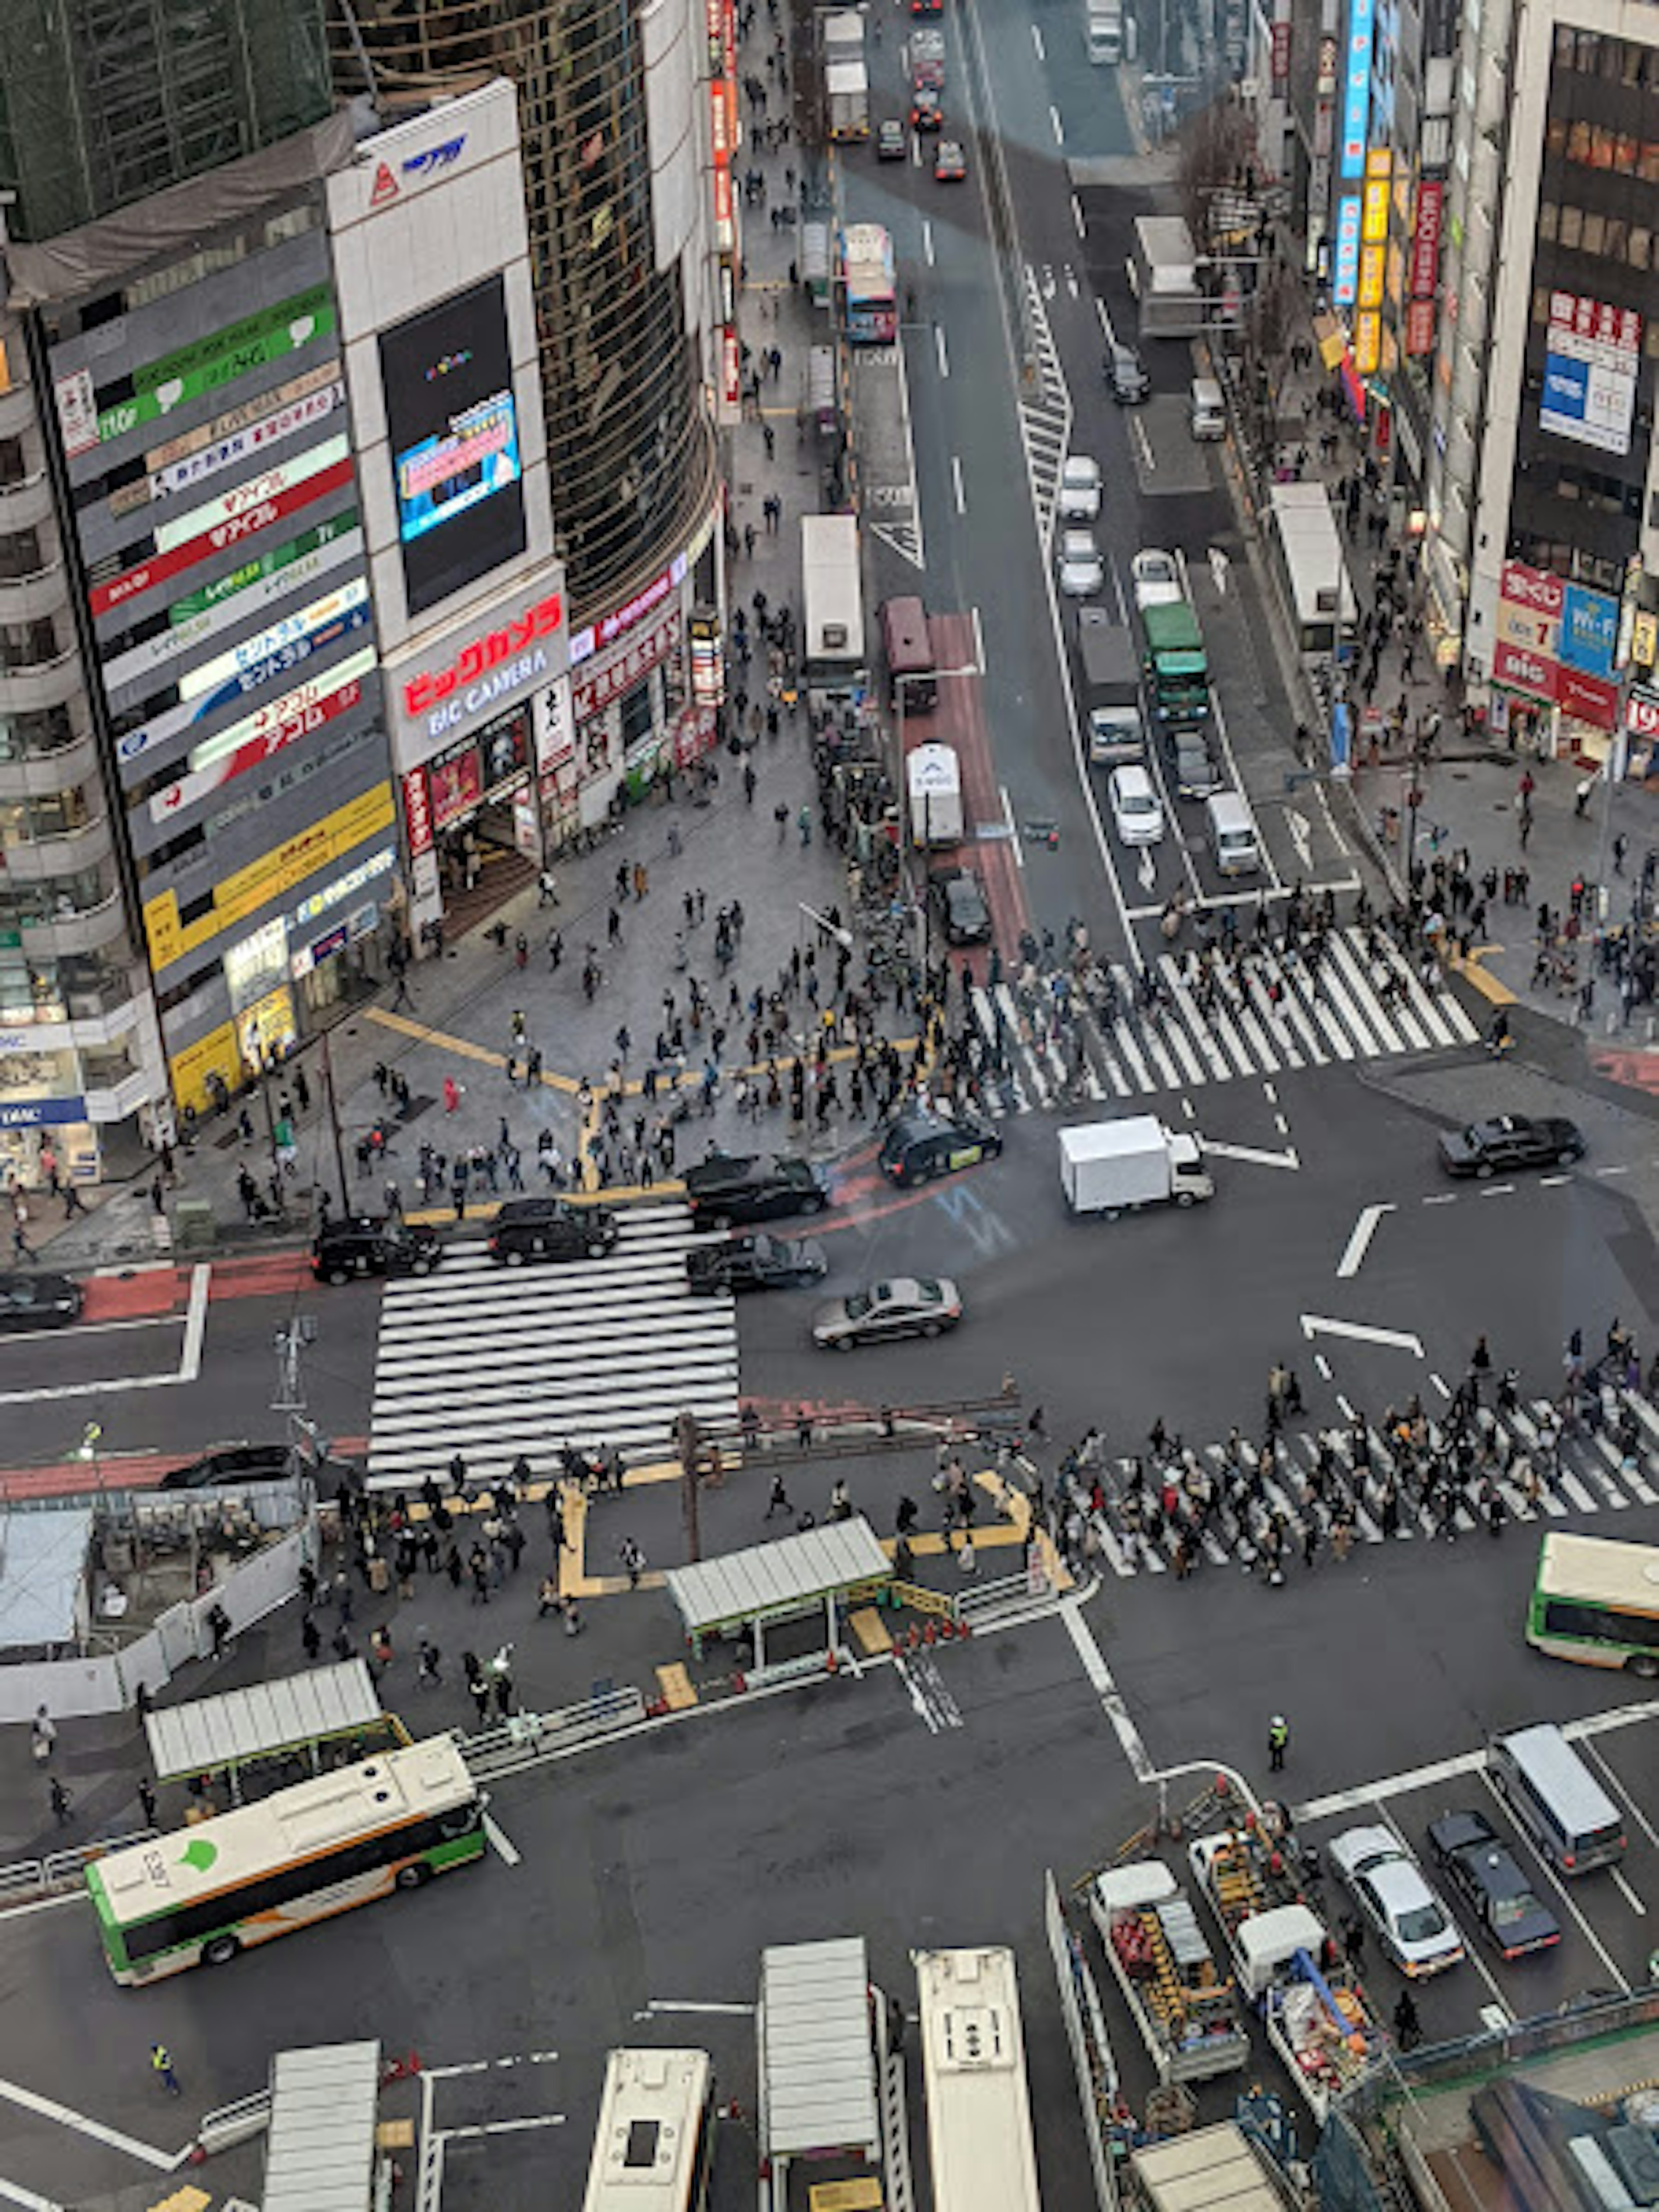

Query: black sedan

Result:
[1438,1114,1586,1177]
[161,1442,294,1491]
[0,1271,81,1328]
[1427,1810,1561,1960]
[687,1233,828,1294]
[931,864,992,946]
[877,1106,1002,1187]
[683,1153,830,1227]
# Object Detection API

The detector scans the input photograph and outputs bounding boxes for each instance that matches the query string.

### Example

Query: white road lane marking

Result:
[935,324,950,378]
[1061,1597,1151,1779]
[1337,1203,1394,1278]
[0,2177,63,2210]
[1031,22,1045,55]
[1206,1141,1300,1171]
[1050,103,1064,143]
[0,2077,180,2172]
[1300,1313,1424,1355]
[951,454,966,512]
[1610,1866,1647,1916]
[1001,782,1023,867]
[0,1260,210,1406]
[1072,194,1085,238]
[922,217,934,266]
[643,1999,756,2015]
[1580,1739,1659,1851]
[483,1813,521,1866]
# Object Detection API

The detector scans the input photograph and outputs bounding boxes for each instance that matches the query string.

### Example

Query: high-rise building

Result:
[327,0,728,871]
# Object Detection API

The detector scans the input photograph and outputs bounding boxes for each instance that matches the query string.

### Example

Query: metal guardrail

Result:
[0,1827,156,1910]
[454,1687,647,1777]
[746,1647,858,1691]
[956,1567,1055,1624]
[197,2087,273,2155]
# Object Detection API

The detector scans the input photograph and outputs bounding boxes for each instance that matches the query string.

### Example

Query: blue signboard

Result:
[1560,583,1618,680]
[1332,197,1363,306]
[0,1096,87,1128]
[1340,0,1376,178]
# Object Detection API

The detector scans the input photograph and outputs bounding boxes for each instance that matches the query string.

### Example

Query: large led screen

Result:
[379,276,528,618]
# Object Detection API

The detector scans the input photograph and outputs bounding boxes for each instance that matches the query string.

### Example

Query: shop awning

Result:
[262,2040,380,2212]
[663,1517,890,1637]
[761,1937,880,2161]
[146,1658,383,1783]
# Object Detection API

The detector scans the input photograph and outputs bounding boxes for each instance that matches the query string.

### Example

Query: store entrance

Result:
[426,706,540,939]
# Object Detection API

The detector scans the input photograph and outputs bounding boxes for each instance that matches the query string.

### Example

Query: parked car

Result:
[1057,528,1104,597]
[1106,341,1150,401]
[1058,454,1103,521]
[877,1107,1002,1187]
[1427,1810,1561,1961]
[1438,1114,1586,1178]
[814,1275,963,1350]
[910,87,943,131]
[311,1217,443,1285]
[0,1270,81,1328]
[877,117,908,159]
[1109,762,1165,846]
[683,1153,830,1227]
[1328,1825,1465,1977]
[934,138,967,180]
[160,1442,293,1491]
[930,864,992,945]
[488,1197,619,1265]
[1131,547,1183,609]
[687,1233,828,1294]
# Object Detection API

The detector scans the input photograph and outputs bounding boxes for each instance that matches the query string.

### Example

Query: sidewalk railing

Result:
[0,1826,156,1911]
[453,1687,647,1777]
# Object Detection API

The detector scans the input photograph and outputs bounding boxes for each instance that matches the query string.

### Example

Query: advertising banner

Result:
[1271,19,1292,83]
[1491,640,1556,703]
[391,574,566,756]
[149,658,373,825]
[1410,178,1444,299]
[1332,197,1362,305]
[121,383,346,522]
[1559,582,1618,680]
[1404,299,1437,356]
[155,434,351,553]
[93,286,337,449]
[1556,664,1618,730]
[90,456,354,617]
[1339,0,1375,178]
[429,743,483,831]
[1541,291,1642,456]
[178,578,372,704]
[402,767,434,858]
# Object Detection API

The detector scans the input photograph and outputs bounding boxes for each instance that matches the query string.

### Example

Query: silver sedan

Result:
[813,1276,963,1351]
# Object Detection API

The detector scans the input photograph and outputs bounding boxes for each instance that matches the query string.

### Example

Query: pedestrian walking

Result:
[30,1704,55,1766]
[619,1536,645,1588]
[764,1471,791,1519]
[1393,1989,1421,2050]
[49,1776,72,1825]
[150,2044,182,2096]
[1267,1713,1289,1771]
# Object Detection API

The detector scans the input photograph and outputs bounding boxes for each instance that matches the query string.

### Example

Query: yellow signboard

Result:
[1359,245,1386,310]
[143,781,395,976]
[1633,608,1657,672]
[1361,177,1390,243]
[1355,311,1382,375]
[167,1020,239,1114]
[1366,146,1393,179]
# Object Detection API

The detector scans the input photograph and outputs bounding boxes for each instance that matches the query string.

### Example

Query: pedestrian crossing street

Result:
[1079,1392,1659,1580]
[366,1202,738,1492]
[970,925,1482,1112]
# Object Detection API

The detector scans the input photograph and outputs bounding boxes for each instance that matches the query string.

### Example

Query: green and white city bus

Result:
[1526,1531,1659,1676]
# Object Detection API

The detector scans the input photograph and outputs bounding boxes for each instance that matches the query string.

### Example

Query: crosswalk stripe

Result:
[366,1202,739,1488]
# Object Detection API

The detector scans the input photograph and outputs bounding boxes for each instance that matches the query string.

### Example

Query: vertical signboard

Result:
[1540,292,1643,457]
[1332,197,1363,305]
[1340,0,1376,178]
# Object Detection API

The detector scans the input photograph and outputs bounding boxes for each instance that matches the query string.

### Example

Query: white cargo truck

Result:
[1059,1116,1214,1215]
[906,742,963,847]
[1123,2123,1286,2212]
[1087,1862,1250,2084]
[1087,0,1124,62]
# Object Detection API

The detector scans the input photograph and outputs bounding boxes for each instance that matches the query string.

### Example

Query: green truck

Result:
[1141,598,1211,725]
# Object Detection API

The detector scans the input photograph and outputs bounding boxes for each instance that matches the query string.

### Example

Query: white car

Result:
[1131,547,1183,610]
[1108,763,1164,846]
[1058,455,1102,521]
[1057,529,1104,597]
[1329,1825,1465,1979]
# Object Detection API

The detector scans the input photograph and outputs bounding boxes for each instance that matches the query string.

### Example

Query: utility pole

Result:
[676,1408,703,1564]
[318,1028,351,1219]
[272,1316,322,1479]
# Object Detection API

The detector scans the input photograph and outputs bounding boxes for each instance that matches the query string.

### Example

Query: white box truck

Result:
[1059,1116,1214,1214]
[907,742,963,847]
[1123,2123,1284,2212]
[1087,0,1123,61]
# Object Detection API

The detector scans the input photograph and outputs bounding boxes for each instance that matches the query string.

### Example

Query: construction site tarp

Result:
[761,1937,880,2160]
[146,1659,382,1783]
[262,2040,380,2212]
[663,1516,890,1636]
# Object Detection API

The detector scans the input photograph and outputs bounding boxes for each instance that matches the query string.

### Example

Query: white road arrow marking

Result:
[1285,807,1312,868]
[1206,1140,1300,1171]
[1300,1313,1425,1356]
[1337,1201,1394,1278]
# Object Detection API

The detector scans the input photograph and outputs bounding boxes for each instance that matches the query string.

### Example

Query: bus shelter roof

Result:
[761,1936,880,2160]
[263,2040,380,2212]
[146,1658,382,1783]
[663,1517,890,1637]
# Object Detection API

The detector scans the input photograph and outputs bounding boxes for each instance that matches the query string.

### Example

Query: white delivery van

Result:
[1189,376,1226,440]
[1204,790,1260,877]
[907,741,963,847]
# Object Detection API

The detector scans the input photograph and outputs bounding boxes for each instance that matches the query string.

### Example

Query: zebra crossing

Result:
[1017,264,1072,548]
[1078,1391,1659,1581]
[971,925,1482,1112]
[365,1202,738,1492]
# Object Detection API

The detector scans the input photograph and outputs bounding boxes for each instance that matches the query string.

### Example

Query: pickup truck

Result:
[1087,1862,1249,2084]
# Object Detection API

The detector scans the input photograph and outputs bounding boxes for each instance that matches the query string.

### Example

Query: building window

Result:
[1558,204,1583,249]
[0,618,58,671]
[0,439,29,489]
[1538,200,1558,239]
[0,529,43,582]
[1631,226,1654,270]
[0,706,77,761]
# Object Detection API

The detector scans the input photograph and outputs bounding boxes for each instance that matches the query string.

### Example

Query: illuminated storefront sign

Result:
[1541,291,1642,458]
[394,585,565,751]
[1339,0,1375,178]
[1332,197,1363,305]
[402,767,434,858]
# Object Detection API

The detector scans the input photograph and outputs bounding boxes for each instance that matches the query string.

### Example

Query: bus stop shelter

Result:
[145,1658,398,1799]
[759,1938,881,2201]
[263,2040,381,2212]
[663,1517,891,1665]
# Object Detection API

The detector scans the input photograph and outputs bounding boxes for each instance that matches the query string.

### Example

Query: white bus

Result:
[1526,1531,1659,1675]
[801,512,867,714]
[86,1737,486,1984]
[1267,482,1357,660]
[915,1946,1042,2212]
[582,2048,716,2212]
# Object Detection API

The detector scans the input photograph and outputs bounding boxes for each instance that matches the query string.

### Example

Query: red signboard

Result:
[1492,640,1556,703]
[1556,664,1619,731]
[429,744,483,831]
[89,457,355,618]
[1410,178,1443,299]
[1404,299,1437,356]
[1271,19,1292,82]
[1628,688,1659,739]
[1499,561,1565,620]
[400,590,564,719]
[403,766,434,858]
